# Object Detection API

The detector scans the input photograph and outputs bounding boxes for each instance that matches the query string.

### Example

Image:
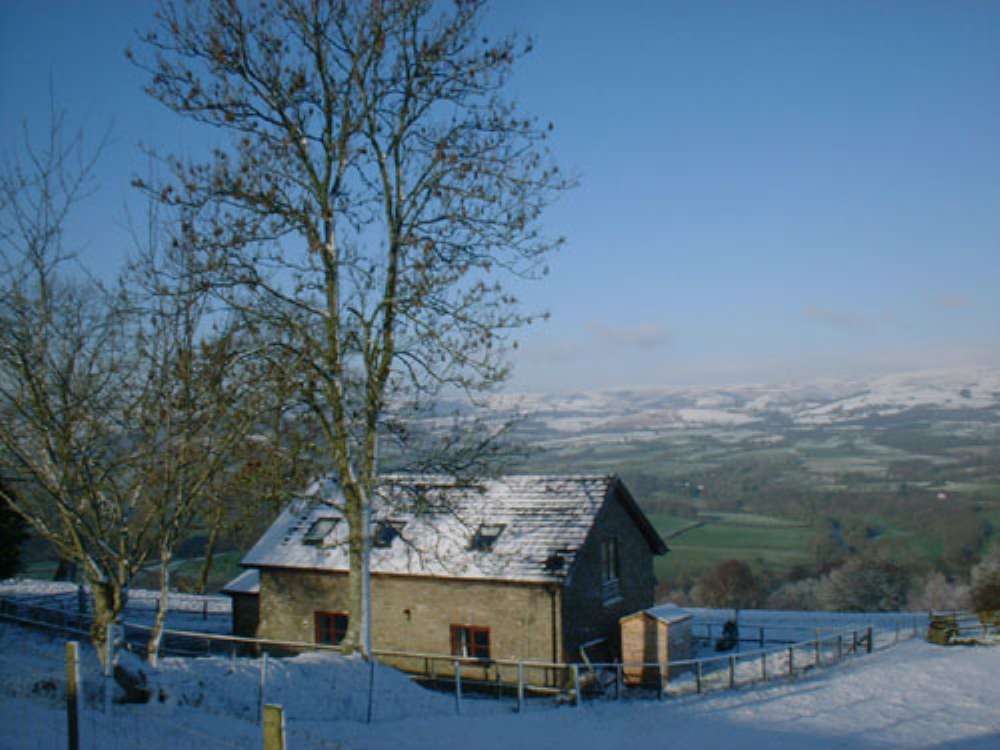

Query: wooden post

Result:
[496,663,502,701]
[258,652,268,724]
[66,641,80,750]
[262,704,285,750]
[657,663,665,701]
[103,622,114,715]
[516,662,524,713]
[759,627,764,648]
[366,658,375,724]
[728,655,735,689]
[616,662,623,700]
[814,639,820,667]
[788,647,794,676]
[571,664,581,708]
[760,651,767,681]
[203,600,208,620]
[866,626,873,654]
[454,658,463,714]
[695,660,702,694]
[852,630,858,654]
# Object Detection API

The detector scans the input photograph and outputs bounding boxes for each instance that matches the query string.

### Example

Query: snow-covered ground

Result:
[1,622,998,749]
[1,579,998,749]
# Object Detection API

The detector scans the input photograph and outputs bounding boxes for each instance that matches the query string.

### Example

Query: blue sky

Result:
[2,1,998,391]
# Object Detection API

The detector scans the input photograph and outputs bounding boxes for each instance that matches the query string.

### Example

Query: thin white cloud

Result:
[586,321,671,350]
[803,305,869,331]
[934,294,971,310]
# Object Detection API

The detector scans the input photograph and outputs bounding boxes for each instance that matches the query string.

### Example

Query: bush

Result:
[816,556,910,612]
[970,547,1000,613]
[766,578,822,610]
[907,572,971,612]
[691,560,761,609]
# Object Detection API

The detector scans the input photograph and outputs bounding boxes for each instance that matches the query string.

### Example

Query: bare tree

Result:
[125,220,264,665]
[0,113,264,662]
[132,0,571,651]
[0,115,154,657]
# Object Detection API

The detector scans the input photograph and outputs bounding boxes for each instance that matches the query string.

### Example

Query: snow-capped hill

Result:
[795,369,1000,425]
[486,367,1000,436]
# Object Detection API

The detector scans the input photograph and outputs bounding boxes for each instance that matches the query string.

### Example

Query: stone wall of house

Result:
[560,485,657,661]
[256,567,563,664]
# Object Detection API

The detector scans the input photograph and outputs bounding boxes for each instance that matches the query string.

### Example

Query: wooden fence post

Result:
[852,630,858,654]
[728,655,735,689]
[258,652,268,724]
[760,651,767,681]
[66,641,80,750]
[454,658,463,714]
[103,622,114,715]
[814,639,820,667]
[759,627,764,648]
[695,660,702,694]
[866,626,873,654]
[787,646,794,676]
[366,658,376,724]
[571,664,581,707]
[262,704,285,750]
[516,662,524,713]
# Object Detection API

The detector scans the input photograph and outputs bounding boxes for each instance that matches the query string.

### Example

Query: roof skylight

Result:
[303,518,338,545]
[469,523,505,552]
[373,520,403,549]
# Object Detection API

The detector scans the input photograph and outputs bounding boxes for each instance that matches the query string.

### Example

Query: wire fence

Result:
[4,593,992,749]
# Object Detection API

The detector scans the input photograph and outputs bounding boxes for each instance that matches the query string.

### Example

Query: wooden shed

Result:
[222,568,260,639]
[619,603,693,685]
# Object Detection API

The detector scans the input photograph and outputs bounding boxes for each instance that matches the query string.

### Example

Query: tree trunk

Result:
[196,515,222,595]
[344,489,365,654]
[89,578,124,668]
[147,553,171,667]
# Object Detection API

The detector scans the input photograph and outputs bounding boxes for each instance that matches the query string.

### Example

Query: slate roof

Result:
[241,474,666,585]
[221,569,260,595]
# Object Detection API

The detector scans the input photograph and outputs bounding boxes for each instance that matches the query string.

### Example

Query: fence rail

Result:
[0,592,940,714]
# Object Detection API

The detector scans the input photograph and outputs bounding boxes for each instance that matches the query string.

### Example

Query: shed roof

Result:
[242,474,667,584]
[221,568,260,595]
[644,603,693,624]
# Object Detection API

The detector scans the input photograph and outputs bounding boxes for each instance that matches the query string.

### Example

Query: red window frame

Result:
[314,611,349,645]
[449,624,491,660]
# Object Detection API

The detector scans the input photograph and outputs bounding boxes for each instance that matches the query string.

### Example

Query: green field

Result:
[651,511,818,583]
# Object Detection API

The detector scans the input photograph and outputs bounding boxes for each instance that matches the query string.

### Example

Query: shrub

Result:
[970,547,1000,614]
[816,556,910,612]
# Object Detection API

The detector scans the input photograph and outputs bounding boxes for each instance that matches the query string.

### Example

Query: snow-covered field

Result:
[1,581,998,749]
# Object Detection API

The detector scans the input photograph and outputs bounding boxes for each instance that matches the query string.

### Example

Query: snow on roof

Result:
[642,603,692,624]
[242,474,663,584]
[222,569,260,595]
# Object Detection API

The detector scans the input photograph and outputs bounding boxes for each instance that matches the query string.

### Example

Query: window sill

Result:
[601,578,622,607]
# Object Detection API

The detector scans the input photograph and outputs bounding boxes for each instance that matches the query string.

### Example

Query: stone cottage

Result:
[229,474,668,666]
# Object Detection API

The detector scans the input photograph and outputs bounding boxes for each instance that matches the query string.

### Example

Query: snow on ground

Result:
[2,625,998,749]
[1,581,997,749]
[0,577,232,634]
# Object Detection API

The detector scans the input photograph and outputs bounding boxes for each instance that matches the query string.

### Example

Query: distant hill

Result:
[462,368,1000,444]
